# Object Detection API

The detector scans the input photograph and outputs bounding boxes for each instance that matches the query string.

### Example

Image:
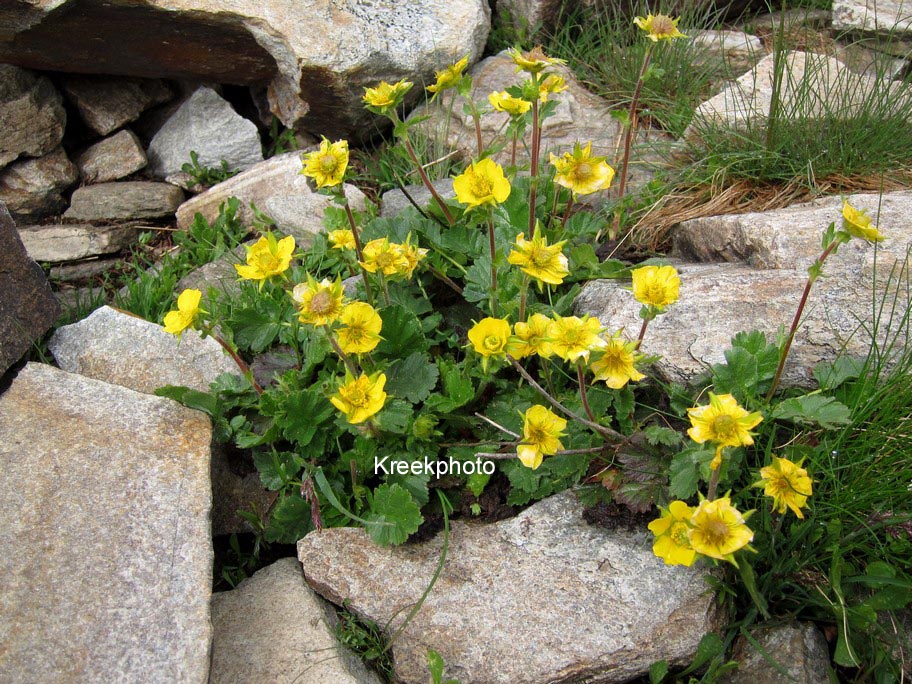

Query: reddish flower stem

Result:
[577,361,598,424]
[343,201,374,307]
[213,335,263,395]
[401,134,455,226]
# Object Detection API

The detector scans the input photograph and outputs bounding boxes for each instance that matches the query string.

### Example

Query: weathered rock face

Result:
[380,178,454,219]
[0,203,59,375]
[409,51,669,200]
[721,622,831,684]
[0,147,79,221]
[16,223,139,262]
[147,86,263,178]
[298,491,722,684]
[210,558,382,684]
[0,363,212,684]
[175,151,367,246]
[60,75,173,136]
[833,0,912,33]
[75,129,148,184]
[0,64,66,169]
[49,305,239,395]
[65,181,184,221]
[0,0,491,140]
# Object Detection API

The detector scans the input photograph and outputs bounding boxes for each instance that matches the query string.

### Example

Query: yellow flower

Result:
[427,56,469,94]
[467,317,513,371]
[330,372,387,424]
[589,332,646,389]
[507,46,567,74]
[337,302,382,355]
[548,315,607,363]
[360,238,409,276]
[300,138,349,189]
[648,500,698,566]
[841,200,885,243]
[631,264,680,311]
[235,233,295,285]
[688,497,753,564]
[550,142,616,196]
[453,158,511,209]
[363,79,413,113]
[293,276,346,327]
[395,235,428,280]
[488,90,532,117]
[512,313,555,359]
[633,14,687,42]
[755,457,813,519]
[538,74,568,102]
[328,229,356,250]
[163,288,204,337]
[507,225,569,287]
[687,393,763,457]
[517,404,567,470]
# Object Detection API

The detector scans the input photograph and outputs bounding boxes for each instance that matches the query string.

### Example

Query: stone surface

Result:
[298,491,722,684]
[687,51,911,136]
[17,223,139,262]
[833,0,912,33]
[0,0,493,140]
[410,51,670,200]
[175,151,367,246]
[65,181,184,222]
[721,622,830,683]
[147,86,263,179]
[75,129,148,183]
[61,75,172,136]
[0,147,78,222]
[575,261,908,388]
[176,244,249,300]
[0,203,59,374]
[674,191,912,281]
[381,179,454,218]
[691,29,765,59]
[0,64,66,169]
[49,305,239,395]
[49,258,122,283]
[211,558,382,684]
[0,362,212,683]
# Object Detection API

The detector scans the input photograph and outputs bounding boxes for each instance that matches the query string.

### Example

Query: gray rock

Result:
[381,178,454,218]
[687,51,912,137]
[176,244,249,301]
[691,29,765,60]
[51,285,108,314]
[75,129,148,184]
[174,151,367,246]
[721,622,830,683]
[48,258,122,282]
[410,51,670,201]
[49,304,239,395]
[147,86,263,179]
[674,191,912,281]
[833,0,912,33]
[17,223,140,262]
[0,64,66,169]
[298,490,722,684]
[0,362,212,684]
[65,181,184,221]
[211,558,382,684]
[0,202,59,374]
[61,75,173,136]
[575,261,908,388]
[0,147,78,221]
[495,0,562,34]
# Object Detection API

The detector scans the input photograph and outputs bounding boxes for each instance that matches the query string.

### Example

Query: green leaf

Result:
[376,305,428,356]
[772,394,852,429]
[386,472,430,506]
[253,450,303,491]
[262,387,335,447]
[427,649,445,684]
[679,633,725,676]
[642,425,683,447]
[376,399,413,434]
[813,356,864,390]
[385,352,440,403]
[710,330,779,398]
[568,244,599,277]
[669,447,702,499]
[364,483,423,546]
[154,385,218,416]
[466,472,490,498]
[425,360,474,413]
[463,254,493,304]
[264,493,312,544]
[649,660,669,684]
[229,306,282,353]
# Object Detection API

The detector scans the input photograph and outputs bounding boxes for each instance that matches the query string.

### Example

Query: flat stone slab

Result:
[65,181,184,222]
[17,223,140,262]
[211,558,382,684]
[298,491,721,684]
[61,75,172,136]
[0,363,212,683]
[49,305,238,394]
[833,0,912,33]
[75,129,148,184]
[575,261,908,388]
[0,64,66,168]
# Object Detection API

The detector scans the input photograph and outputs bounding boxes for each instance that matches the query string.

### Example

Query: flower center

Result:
[529,246,552,267]
[256,252,280,273]
[652,16,675,35]
[344,383,368,407]
[483,334,503,352]
[712,414,738,440]
[704,519,730,546]
[309,291,334,315]
[646,283,667,304]
[319,154,338,174]
[376,251,396,268]
[470,174,493,198]
[527,425,547,445]
[671,522,690,547]
[574,162,593,181]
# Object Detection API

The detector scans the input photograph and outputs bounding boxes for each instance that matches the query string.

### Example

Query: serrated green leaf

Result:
[264,493,312,544]
[642,425,683,447]
[364,483,423,546]
[385,352,439,403]
[772,394,852,429]
[386,472,430,506]
[253,450,303,491]
[669,448,701,499]
[568,244,599,276]
[466,472,490,497]
[427,649,445,684]
[266,387,335,447]
[229,306,282,353]
[154,385,219,416]
[425,360,475,413]
[376,399,413,434]
[376,305,428,356]
[463,255,493,304]
[813,356,865,390]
